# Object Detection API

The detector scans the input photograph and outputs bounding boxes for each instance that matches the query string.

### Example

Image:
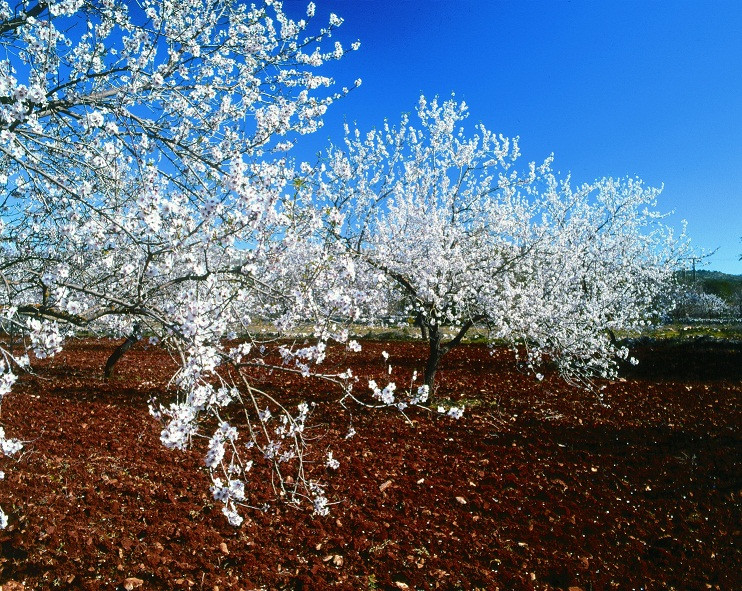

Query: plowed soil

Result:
[0,338,740,591]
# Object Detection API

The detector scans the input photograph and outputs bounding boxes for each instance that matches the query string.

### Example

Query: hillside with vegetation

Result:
[671,270,742,320]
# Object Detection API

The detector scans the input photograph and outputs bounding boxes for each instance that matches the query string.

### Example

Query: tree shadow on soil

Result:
[489,418,740,495]
[620,340,742,381]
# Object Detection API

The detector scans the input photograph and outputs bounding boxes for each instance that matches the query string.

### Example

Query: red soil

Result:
[0,338,739,591]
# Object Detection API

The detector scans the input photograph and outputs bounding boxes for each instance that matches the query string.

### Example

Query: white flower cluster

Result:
[0,360,17,402]
[156,403,198,451]
[205,422,238,469]
[273,403,311,440]
[202,401,315,527]
[0,411,23,527]
[409,385,429,405]
[325,451,340,470]
[0,426,22,456]
[279,342,327,374]
[211,476,248,527]
[437,406,465,420]
[367,380,462,418]
[26,319,64,359]
[368,379,396,405]
[310,482,330,516]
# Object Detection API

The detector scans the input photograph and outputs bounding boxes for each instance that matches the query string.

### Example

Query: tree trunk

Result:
[423,324,442,390]
[415,311,429,340]
[8,322,15,355]
[421,317,480,391]
[104,325,140,379]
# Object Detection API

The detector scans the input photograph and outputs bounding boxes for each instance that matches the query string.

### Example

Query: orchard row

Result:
[0,0,686,529]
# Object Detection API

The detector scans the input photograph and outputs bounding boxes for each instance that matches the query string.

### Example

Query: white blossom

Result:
[325,451,339,470]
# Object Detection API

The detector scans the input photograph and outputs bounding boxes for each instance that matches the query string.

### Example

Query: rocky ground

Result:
[0,337,739,590]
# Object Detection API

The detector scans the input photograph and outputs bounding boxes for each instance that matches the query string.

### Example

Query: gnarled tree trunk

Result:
[104,325,140,379]
[415,311,429,340]
[423,324,442,388]
[421,316,482,391]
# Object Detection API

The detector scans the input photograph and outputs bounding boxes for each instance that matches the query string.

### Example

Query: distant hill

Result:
[674,270,742,318]
[677,269,742,286]
[693,271,742,299]
[695,270,742,282]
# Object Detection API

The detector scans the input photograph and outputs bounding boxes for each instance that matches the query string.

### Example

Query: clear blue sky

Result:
[285,0,742,274]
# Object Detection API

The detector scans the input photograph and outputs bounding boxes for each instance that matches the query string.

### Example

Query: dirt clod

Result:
[122,577,144,590]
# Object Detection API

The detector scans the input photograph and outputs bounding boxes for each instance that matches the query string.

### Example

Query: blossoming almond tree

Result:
[0,0,364,527]
[316,95,686,392]
[496,173,688,389]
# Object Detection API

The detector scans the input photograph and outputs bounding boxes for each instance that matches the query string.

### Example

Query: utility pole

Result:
[684,249,719,285]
